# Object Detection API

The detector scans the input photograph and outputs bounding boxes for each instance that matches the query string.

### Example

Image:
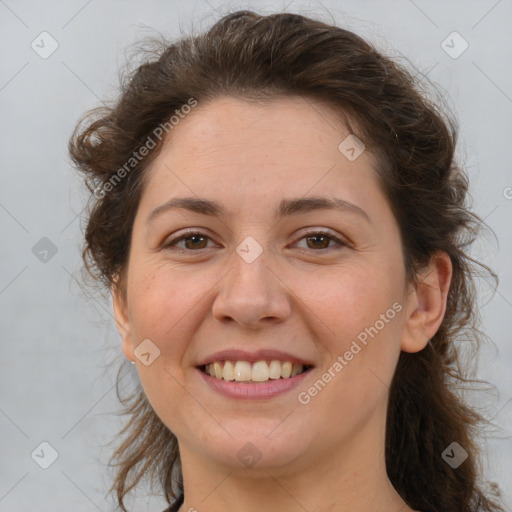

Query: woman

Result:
[68,10,506,512]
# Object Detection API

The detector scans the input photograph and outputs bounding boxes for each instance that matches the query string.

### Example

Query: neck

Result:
[176,408,413,512]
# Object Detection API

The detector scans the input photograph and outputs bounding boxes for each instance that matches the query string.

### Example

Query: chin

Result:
[193,419,313,472]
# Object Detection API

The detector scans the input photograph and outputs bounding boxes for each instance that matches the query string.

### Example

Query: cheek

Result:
[126,261,221,405]
[128,261,207,340]
[126,263,208,430]
[293,259,402,340]
[292,260,404,400]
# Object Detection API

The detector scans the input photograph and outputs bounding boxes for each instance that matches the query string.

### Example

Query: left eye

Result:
[163,230,345,252]
[294,231,345,251]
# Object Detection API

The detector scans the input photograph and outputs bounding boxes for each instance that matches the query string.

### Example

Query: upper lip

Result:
[196,349,315,367]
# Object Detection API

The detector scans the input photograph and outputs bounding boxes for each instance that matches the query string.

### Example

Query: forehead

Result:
[158,95,354,165]
[139,95,384,218]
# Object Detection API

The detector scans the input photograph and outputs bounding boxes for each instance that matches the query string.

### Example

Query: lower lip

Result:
[197,367,313,399]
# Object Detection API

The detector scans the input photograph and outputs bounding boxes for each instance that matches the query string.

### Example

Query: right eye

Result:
[162,230,218,252]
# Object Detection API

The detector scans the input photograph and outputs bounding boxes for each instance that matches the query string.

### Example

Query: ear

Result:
[112,279,135,362]
[400,251,453,353]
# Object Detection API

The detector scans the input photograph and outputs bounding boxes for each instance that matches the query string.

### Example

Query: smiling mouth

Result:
[199,360,313,383]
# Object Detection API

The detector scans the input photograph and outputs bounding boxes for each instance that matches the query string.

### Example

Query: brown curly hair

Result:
[68,10,506,512]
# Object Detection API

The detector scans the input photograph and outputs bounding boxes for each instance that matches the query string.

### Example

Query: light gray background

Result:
[1,0,511,510]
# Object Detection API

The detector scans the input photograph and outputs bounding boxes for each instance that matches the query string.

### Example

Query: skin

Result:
[113,96,452,512]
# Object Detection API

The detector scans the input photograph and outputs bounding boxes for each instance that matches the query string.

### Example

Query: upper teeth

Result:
[204,360,305,382]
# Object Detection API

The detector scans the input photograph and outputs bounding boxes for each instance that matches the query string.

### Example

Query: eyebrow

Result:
[146,195,371,224]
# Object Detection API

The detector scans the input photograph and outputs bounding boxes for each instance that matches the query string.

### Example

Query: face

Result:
[113,96,435,476]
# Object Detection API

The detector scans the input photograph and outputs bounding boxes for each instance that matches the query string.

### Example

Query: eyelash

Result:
[162,229,347,253]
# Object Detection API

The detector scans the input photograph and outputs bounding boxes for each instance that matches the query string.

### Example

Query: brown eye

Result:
[305,234,331,249]
[181,234,208,250]
[163,231,215,251]
[295,230,346,251]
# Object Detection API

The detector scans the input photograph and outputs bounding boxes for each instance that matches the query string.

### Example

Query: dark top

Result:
[162,495,184,512]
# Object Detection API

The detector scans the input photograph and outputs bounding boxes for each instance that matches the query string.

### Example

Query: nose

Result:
[211,246,292,329]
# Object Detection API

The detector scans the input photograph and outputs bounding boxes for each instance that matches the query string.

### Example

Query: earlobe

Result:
[400,251,453,353]
[111,282,135,362]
